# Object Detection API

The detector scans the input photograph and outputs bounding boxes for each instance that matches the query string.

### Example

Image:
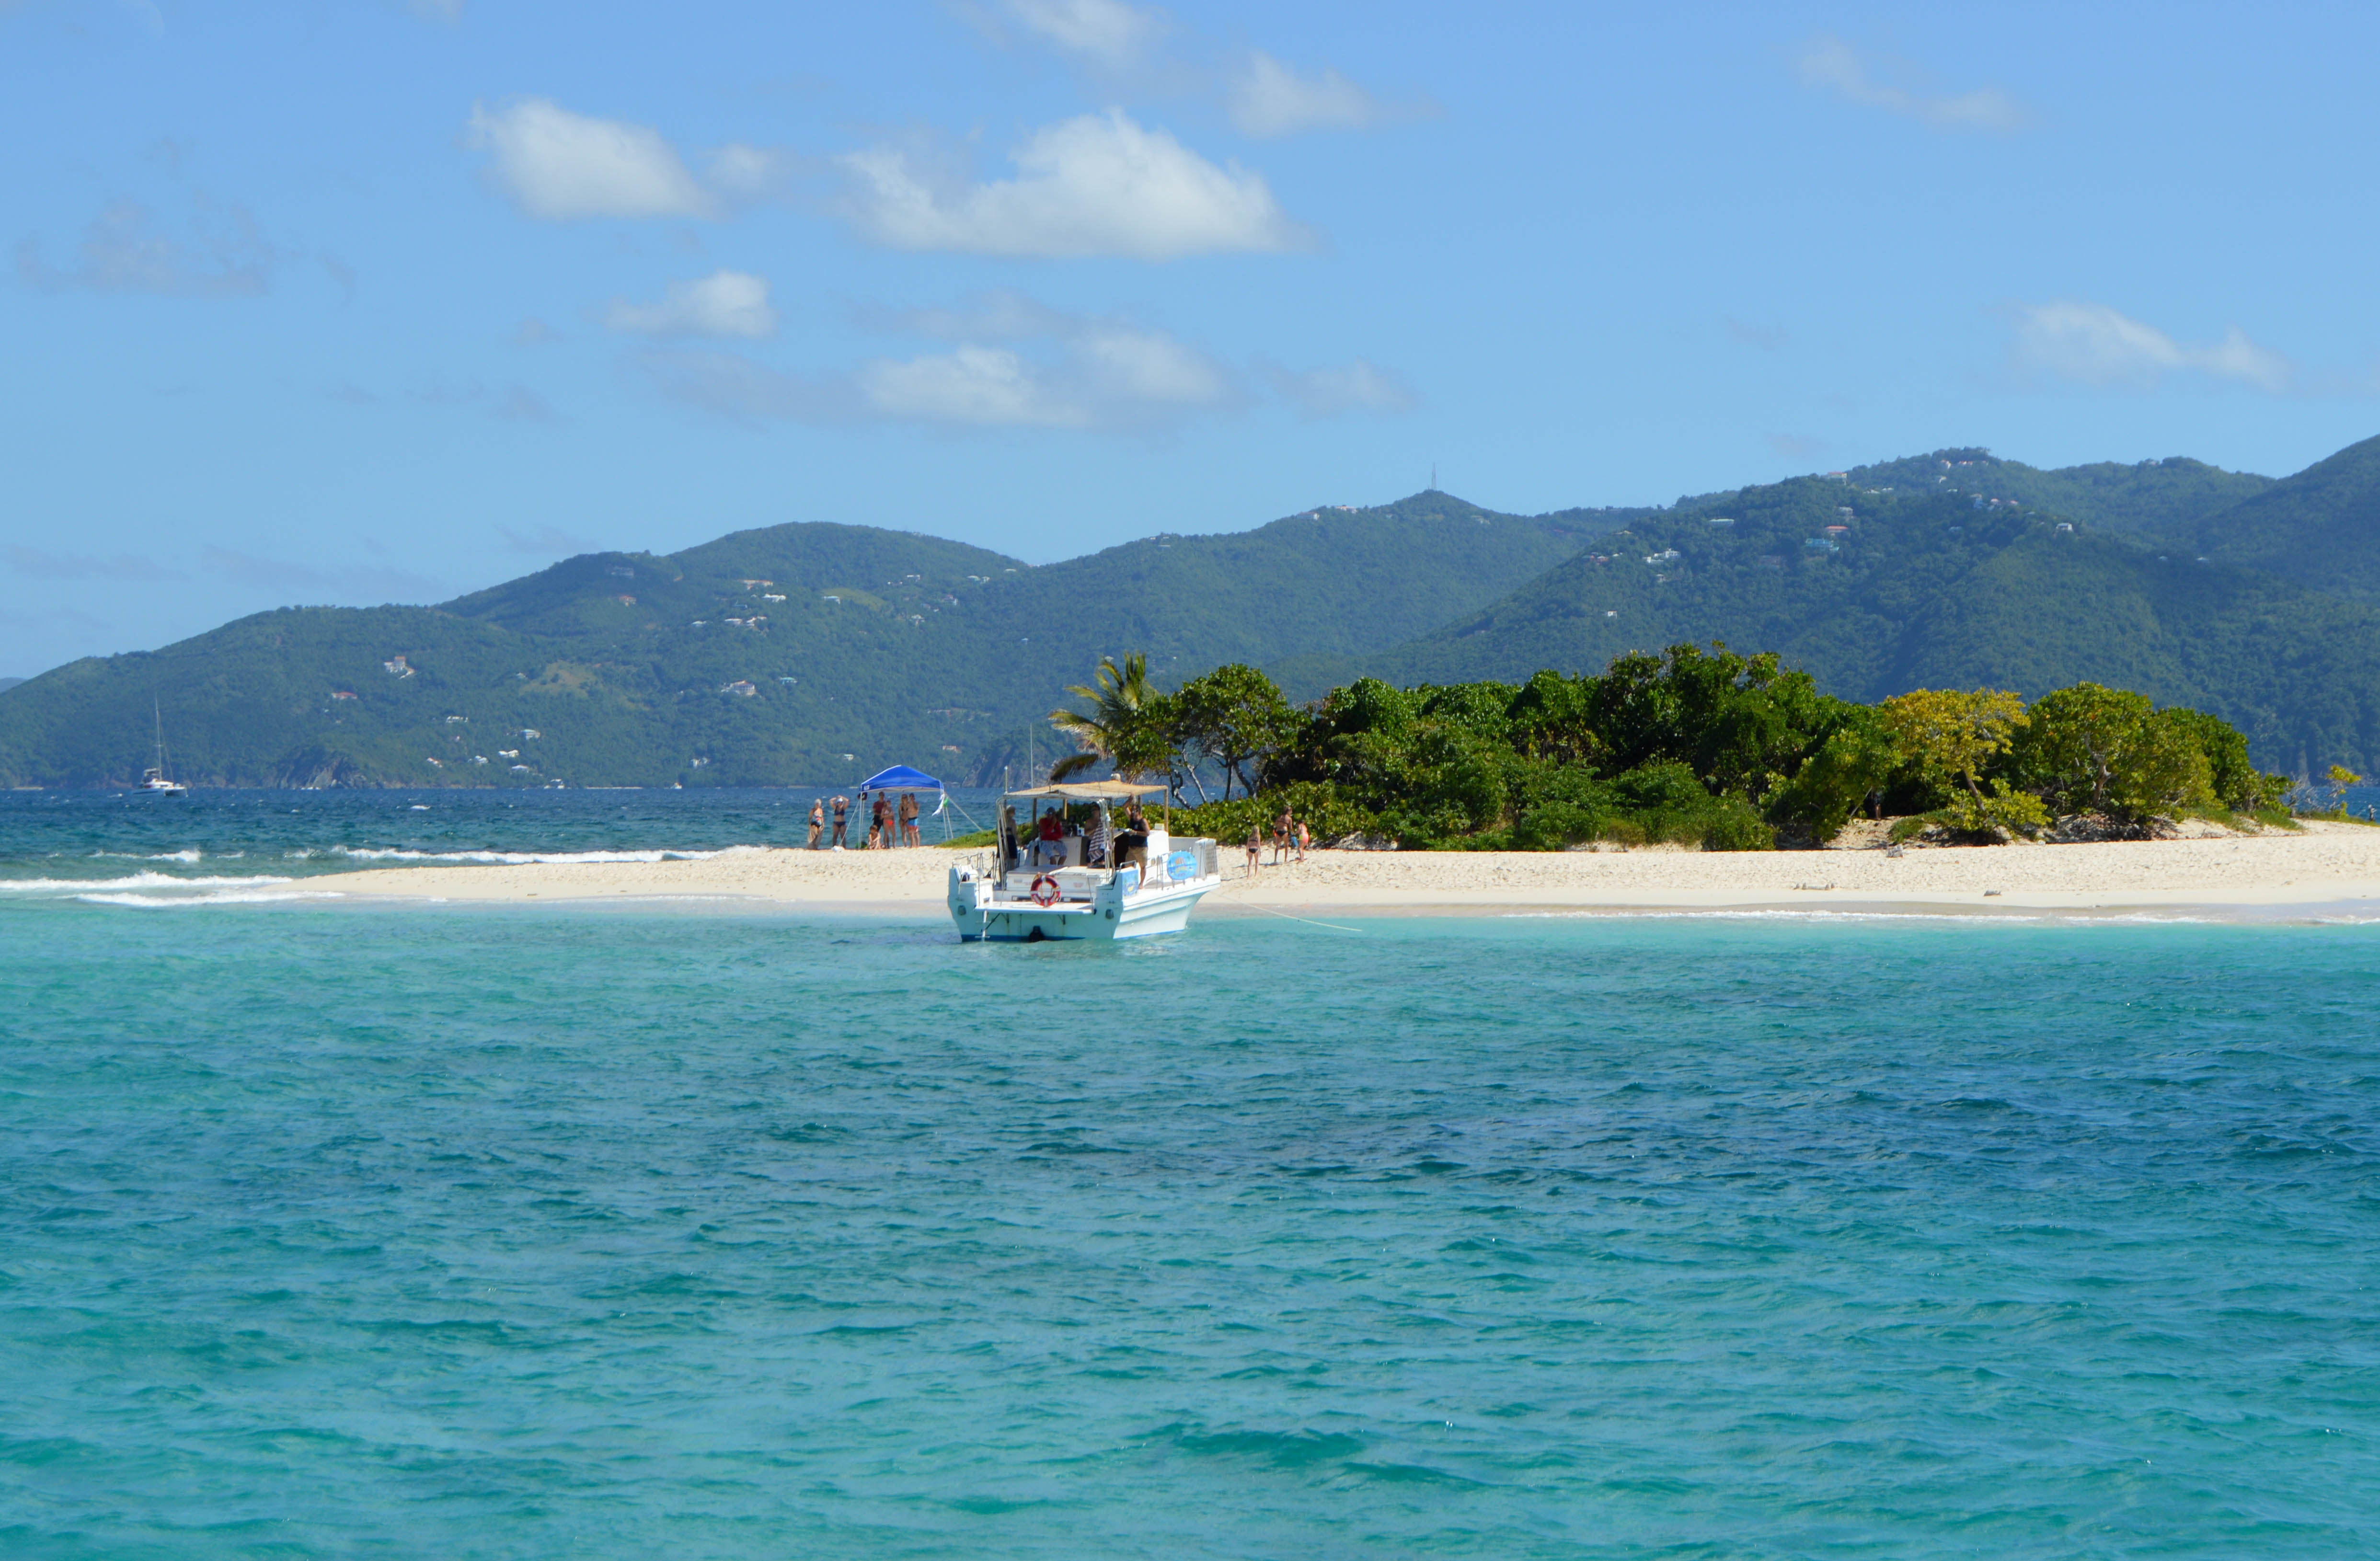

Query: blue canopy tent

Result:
[855,765,958,842]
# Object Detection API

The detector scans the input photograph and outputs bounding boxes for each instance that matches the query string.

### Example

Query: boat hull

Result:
[948,864,1214,942]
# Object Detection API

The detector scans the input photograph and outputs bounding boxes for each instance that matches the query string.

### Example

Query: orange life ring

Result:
[1029,873,1062,907]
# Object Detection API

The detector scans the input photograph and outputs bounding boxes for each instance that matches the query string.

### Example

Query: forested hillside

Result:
[0,437,2371,786]
[0,494,1610,788]
[2181,433,2380,598]
[1360,467,2380,774]
[1817,448,2271,538]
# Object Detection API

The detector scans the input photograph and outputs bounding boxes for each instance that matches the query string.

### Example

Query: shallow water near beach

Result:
[5,900,2378,1558]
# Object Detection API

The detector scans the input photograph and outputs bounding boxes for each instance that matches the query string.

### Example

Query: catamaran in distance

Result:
[138,701,187,795]
[948,780,1219,941]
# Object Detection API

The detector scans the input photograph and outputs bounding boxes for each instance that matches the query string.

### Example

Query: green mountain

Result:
[1358,464,2380,774]
[2182,433,2380,597]
[0,495,1613,788]
[1810,448,2272,538]
[0,677,23,695]
[1,439,2366,787]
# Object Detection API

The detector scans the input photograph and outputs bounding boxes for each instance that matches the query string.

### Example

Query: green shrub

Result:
[1168,780,1378,846]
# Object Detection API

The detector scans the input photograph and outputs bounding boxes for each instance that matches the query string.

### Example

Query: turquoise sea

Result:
[4,795,2378,1556]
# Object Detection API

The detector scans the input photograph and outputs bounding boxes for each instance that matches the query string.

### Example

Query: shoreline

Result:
[299,822,2380,921]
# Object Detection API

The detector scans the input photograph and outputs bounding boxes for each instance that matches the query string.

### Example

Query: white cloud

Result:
[852,318,1230,427]
[2012,301,2290,391]
[1229,53,1381,138]
[15,197,279,297]
[1266,358,1414,418]
[705,143,784,200]
[1005,0,1163,66]
[467,98,716,220]
[1795,37,2029,132]
[642,292,1236,430]
[839,109,1310,259]
[605,270,778,339]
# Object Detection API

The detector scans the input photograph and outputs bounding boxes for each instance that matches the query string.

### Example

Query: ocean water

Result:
[0,788,1004,905]
[4,893,2377,1558]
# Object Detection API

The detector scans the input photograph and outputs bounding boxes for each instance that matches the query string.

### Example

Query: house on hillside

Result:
[383,655,413,677]
[331,690,357,701]
[721,680,758,696]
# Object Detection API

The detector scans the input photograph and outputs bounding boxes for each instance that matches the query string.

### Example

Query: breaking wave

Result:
[2,872,299,895]
[308,846,744,866]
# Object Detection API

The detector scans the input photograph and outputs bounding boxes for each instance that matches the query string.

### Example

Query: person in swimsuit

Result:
[807,798,824,849]
[1244,824,1262,878]
[898,791,921,848]
[870,792,893,849]
[829,794,850,849]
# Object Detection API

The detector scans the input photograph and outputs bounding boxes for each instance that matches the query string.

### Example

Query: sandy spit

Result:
[309,824,2380,919]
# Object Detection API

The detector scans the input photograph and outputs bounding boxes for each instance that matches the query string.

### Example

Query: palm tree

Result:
[1048,653,1156,780]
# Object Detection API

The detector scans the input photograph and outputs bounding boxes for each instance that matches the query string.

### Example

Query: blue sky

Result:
[5,0,2377,677]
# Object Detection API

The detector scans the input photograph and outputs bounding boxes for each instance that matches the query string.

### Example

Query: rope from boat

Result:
[1206,888,1365,933]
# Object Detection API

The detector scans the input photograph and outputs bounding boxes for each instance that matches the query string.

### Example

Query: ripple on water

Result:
[2,911,2379,1556]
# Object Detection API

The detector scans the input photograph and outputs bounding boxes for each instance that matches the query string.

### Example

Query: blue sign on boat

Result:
[1165,850,1198,882]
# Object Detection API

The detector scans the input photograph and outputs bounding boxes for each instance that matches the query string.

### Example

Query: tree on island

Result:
[1876,689,2052,837]
[1047,653,1162,784]
[2011,683,2214,823]
[1044,643,2286,852]
[1168,665,1299,802]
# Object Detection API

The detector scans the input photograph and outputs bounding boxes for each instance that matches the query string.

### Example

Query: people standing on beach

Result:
[898,791,921,848]
[871,792,893,849]
[1245,824,1263,878]
[807,799,824,849]
[830,793,850,849]
[1296,819,1310,862]
[1274,807,1294,866]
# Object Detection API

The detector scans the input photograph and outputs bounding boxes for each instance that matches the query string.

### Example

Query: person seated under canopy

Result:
[1033,808,1067,867]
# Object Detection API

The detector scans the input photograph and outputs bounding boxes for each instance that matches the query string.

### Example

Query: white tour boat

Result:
[948,780,1220,942]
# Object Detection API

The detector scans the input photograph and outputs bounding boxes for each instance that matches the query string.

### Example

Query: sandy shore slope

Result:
[314,822,2380,917]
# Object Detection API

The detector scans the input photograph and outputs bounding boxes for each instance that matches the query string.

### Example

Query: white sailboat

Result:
[947,780,1219,942]
[138,700,188,795]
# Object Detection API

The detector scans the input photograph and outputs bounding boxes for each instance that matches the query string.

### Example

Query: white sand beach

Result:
[313,821,2380,918]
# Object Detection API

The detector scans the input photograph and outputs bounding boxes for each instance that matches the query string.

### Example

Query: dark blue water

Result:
[0,788,1002,903]
[4,900,2376,1557]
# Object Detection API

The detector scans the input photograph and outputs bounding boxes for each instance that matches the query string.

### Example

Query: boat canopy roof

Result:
[1006,781,1167,800]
